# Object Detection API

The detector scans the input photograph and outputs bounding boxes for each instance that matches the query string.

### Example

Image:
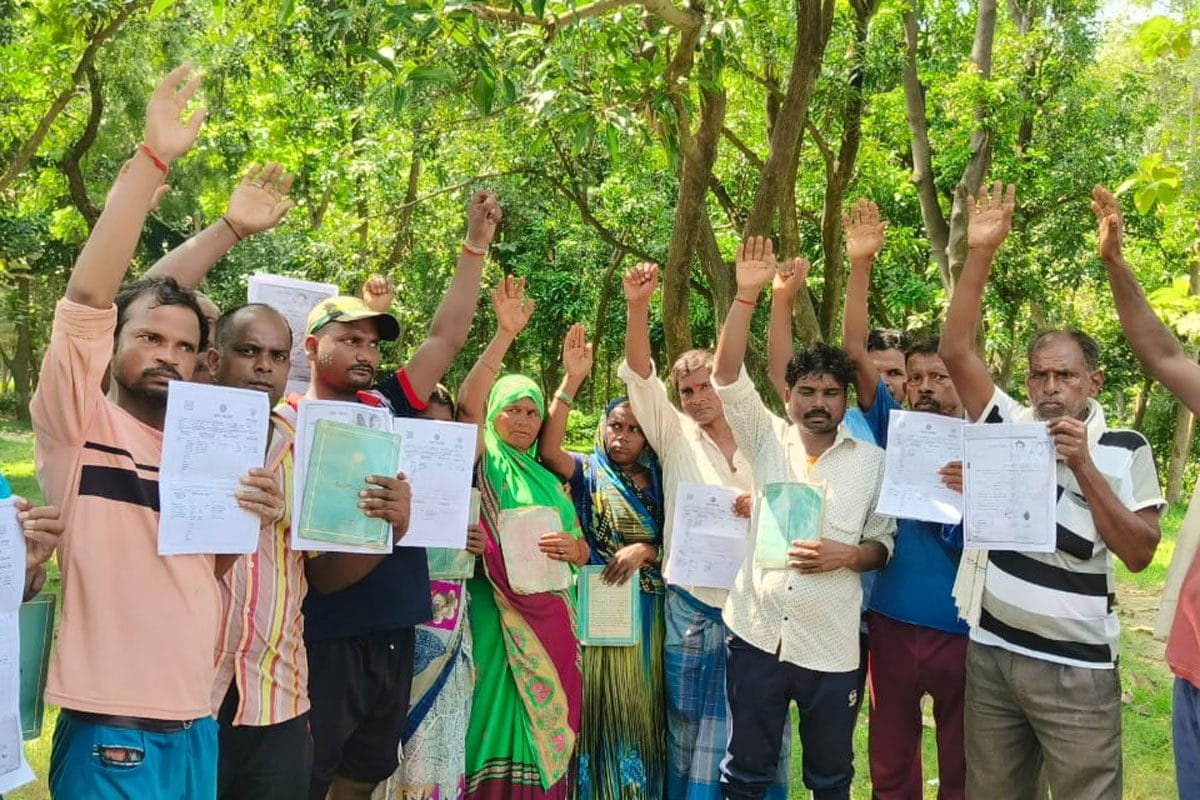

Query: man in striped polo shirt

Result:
[940,182,1164,800]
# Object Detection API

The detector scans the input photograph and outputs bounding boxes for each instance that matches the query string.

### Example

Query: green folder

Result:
[19,593,54,740]
[577,566,639,647]
[753,482,826,569]
[298,419,398,550]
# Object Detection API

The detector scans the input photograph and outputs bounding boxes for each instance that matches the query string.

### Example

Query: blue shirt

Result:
[843,407,876,445]
[862,378,968,636]
[0,472,9,499]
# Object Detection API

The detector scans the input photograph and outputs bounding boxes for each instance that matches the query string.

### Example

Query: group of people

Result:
[11,64,1200,800]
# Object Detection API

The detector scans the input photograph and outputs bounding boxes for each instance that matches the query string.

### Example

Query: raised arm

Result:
[457,276,534,456]
[713,236,776,385]
[403,191,502,403]
[938,182,1016,420]
[146,163,295,288]
[539,324,594,480]
[623,262,658,379]
[767,260,809,403]
[67,65,206,308]
[842,199,887,410]
[1094,185,1200,415]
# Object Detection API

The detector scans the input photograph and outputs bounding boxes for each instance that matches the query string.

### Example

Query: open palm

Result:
[967,182,1016,252]
[493,275,534,335]
[143,65,207,163]
[562,323,594,379]
[736,235,776,294]
[225,163,295,236]
[844,199,886,263]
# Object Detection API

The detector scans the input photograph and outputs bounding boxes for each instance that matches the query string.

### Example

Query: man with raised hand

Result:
[30,66,284,799]
[620,262,787,800]
[1092,184,1200,797]
[711,236,893,800]
[939,182,1164,800]
[841,199,968,799]
[289,191,500,800]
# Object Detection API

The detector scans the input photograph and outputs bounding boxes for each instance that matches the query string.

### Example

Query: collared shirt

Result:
[617,360,753,610]
[956,388,1163,669]
[713,369,895,673]
[212,414,309,726]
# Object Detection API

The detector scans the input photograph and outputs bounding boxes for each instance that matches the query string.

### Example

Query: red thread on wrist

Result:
[462,240,487,257]
[138,144,169,175]
[734,296,757,307]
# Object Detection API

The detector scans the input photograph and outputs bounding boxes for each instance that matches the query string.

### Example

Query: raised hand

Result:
[466,191,503,250]
[966,181,1016,254]
[492,274,535,335]
[843,198,886,264]
[224,163,295,238]
[772,257,811,300]
[143,64,207,164]
[735,235,777,296]
[1091,185,1125,264]
[623,262,659,305]
[362,274,395,313]
[562,323,595,380]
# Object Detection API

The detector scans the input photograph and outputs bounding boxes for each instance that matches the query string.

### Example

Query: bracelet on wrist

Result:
[462,239,488,257]
[555,389,574,408]
[734,295,757,307]
[138,143,169,175]
[220,215,244,242]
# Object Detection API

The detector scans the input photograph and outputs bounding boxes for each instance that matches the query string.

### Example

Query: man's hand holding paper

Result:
[358,472,413,544]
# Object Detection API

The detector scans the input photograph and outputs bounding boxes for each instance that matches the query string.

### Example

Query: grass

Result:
[0,419,1179,798]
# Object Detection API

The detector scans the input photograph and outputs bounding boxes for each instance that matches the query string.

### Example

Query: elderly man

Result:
[940,182,1164,800]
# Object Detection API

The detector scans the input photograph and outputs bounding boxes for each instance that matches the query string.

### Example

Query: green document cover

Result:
[577,566,639,646]
[427,488,481,579]
[753,482,826,569]
[298,419,398,550]
[19,593,54,741]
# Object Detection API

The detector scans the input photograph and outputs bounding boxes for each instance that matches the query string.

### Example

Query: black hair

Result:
[428,383,457,417]
[905,335,941,358]
[1028,328,1100,372]
[114,276,209,350]
[867,328,910,353]
[213,303,294,351]
[786,342,856,390]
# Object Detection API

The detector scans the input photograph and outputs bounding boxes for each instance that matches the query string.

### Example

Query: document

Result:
[247,273,338,397]
[292,399,393,553]
[963,423,1057,552]
[578,566,639,646]
[297,419,398,552]
[428,489,480,579]
[0,500,24,613]
[394,418,477,550]
[754,482,825,569]
[0,612,32,793]
[18,594,53,740]
[666,483,749,590]
[497,506,572,595]
[876,410,965,525]
[158,381,270,555]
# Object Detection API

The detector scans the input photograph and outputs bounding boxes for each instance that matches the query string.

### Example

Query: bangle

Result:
[462,239,488,257]
[734,295,757,307]
[555,389,574,408]
[220,215,244,242]
[138,143,169,175]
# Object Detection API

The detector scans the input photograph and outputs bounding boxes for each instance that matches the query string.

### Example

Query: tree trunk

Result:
[591,247,627,406]
[1132,376,1153,431]
[60,65,104,229]
[1,270,35,422]
[0,1,149,193]
[1167,392,1196,504]
[383,151,422,272]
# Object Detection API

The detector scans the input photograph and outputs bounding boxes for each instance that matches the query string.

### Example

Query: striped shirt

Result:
[211,413,309,725]
[972,389,1163,669]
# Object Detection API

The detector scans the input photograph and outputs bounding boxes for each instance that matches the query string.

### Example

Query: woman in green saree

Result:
[456,276,588,800]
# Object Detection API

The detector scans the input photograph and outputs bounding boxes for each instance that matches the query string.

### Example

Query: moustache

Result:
[803,410,831,420]
[142,367,182,381]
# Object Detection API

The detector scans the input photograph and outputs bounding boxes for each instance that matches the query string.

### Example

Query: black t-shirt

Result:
[301,369,435,641]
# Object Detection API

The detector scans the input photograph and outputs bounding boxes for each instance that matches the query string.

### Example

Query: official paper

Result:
[0,500,24,613]
[394,418,477,549]
[578,566,639,646]
[0,612,32,793]
[247,273,338,396]
[158,382,270,555]
[498,506,571,595]
[963,423,1057,552]
[666,483,748,590]
[754,482,826,569]
[876,410,965,525]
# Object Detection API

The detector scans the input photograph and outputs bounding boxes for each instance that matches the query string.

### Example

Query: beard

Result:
[912,396,943,413]
[119,366,183,404]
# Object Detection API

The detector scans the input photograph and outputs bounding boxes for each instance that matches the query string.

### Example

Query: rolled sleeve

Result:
[712,367,781,471]
[1127,436,1167,513]
[30,299,116,446]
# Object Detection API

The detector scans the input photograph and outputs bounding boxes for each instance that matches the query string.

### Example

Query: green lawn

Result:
[0,420,1179,798]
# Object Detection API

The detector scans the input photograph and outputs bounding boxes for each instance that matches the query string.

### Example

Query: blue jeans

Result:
[1175,677,1200,798]
[50,711,218,799]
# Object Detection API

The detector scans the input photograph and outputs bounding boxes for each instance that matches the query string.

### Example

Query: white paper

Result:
[0,501,25,613]
[876,410,965,525]
[393,418,477,549]
[292,399,397,554]
[247,273,338,397]
[158,382,270,555]
[963,423,1057,552]
[666,483,749,590]
[0,613,33,793]
[498,506,572,594]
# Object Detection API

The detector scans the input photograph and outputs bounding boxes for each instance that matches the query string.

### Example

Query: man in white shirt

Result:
[620,263,788,800]
[711,239,895,800]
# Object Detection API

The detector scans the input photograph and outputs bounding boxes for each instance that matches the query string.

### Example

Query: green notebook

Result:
[753,481,826,569]
[298,419,398,551]
[19,593,54,740]
[577,566,639,646]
